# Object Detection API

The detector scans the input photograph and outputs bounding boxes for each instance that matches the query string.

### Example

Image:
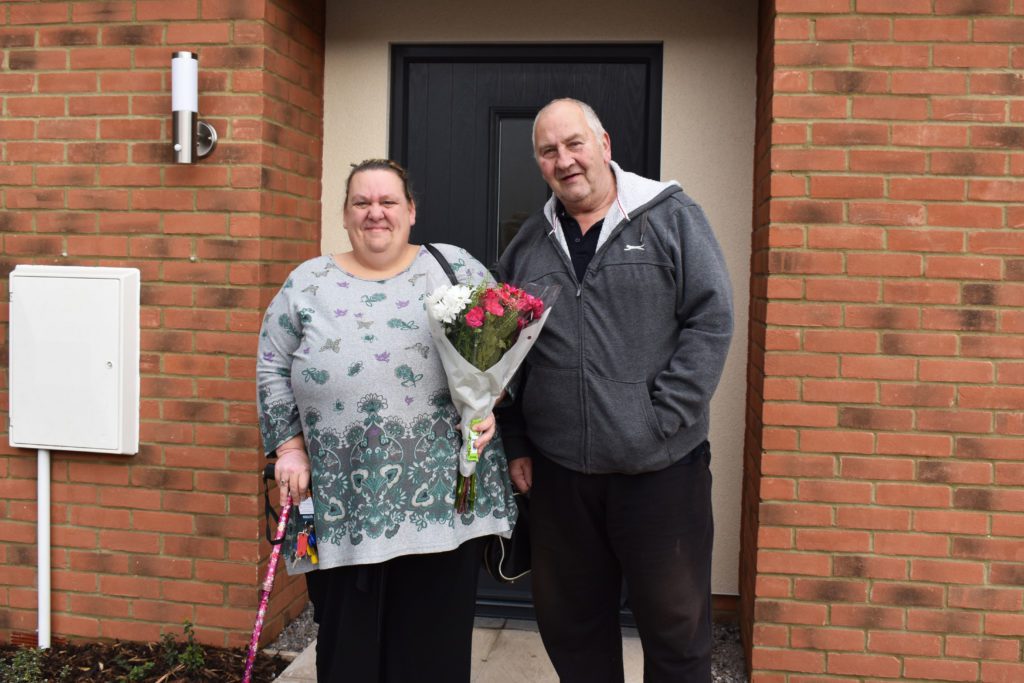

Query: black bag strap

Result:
[262,461,284,545]
[424,243,458,285]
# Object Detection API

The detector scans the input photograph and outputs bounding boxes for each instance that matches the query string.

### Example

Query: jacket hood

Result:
[542,161,681,250]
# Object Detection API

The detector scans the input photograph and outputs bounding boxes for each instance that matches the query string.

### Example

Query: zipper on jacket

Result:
[544,227,588,469]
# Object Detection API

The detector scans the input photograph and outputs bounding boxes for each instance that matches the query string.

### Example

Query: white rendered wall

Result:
[322,0,756,595]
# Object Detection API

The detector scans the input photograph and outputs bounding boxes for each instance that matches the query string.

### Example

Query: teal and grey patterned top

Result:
[257,244,516,569]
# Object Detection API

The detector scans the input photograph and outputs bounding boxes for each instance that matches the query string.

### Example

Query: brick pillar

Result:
[0,0,325,648]
[744,1,1024,680]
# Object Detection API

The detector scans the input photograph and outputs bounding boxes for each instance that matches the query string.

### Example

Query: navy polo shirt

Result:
[556,201,603,283]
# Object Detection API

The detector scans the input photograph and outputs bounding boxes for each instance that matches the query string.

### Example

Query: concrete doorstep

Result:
[273,620,644,682]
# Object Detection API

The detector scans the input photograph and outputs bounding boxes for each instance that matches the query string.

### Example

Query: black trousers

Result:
[314,537,485,683]
[530,443,714,683]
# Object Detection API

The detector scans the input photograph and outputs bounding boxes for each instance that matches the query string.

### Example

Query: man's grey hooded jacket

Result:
[497,162,734,474]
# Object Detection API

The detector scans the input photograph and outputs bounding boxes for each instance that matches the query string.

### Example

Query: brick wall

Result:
[0,0,325,648]
[744,0,1024,680]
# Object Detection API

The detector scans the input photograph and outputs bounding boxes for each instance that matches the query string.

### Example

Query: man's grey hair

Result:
[532,98,606,152]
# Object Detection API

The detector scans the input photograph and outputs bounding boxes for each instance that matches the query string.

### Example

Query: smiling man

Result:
[497,99,735,683]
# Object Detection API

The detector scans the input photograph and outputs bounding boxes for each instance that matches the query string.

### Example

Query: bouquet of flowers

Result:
[426,280,559,512]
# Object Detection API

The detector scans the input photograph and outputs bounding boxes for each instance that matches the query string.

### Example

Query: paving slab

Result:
[275,627,643,682]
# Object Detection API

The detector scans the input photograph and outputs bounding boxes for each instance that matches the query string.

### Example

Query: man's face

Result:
[533,101,613,213]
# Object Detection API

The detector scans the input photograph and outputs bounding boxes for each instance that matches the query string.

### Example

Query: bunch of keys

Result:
[286,497,319,565]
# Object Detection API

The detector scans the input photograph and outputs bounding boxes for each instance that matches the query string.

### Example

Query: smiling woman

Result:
[257,158,519,682]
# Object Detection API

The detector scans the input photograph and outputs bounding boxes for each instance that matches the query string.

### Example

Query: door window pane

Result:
[497,117,549,257]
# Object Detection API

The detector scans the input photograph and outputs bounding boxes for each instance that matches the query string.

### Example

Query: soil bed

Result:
[0,640,287,683]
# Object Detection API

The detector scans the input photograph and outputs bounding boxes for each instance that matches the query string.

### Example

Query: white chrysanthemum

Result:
[427,284,473,324]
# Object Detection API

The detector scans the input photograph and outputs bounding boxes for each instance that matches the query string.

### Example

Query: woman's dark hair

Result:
[344,158,415,205]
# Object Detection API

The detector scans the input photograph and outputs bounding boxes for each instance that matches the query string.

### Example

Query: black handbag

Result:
[484,493,531,583]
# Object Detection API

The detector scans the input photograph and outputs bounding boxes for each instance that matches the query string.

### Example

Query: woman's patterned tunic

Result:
[257,244,516,569]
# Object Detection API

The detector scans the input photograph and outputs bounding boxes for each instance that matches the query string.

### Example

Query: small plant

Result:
[177,622,205,676]
[159,631,178,670]
[157,621,206,677]
[0,648,68,683]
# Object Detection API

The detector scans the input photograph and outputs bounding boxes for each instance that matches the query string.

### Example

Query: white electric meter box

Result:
[9,265,140,455]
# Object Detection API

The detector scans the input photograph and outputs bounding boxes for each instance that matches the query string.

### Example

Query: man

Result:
[497,98,733,682]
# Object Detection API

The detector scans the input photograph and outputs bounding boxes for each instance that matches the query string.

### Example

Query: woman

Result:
[257,159,517,682]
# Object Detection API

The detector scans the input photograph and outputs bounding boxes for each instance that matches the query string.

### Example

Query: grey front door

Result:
[390,43,663,619]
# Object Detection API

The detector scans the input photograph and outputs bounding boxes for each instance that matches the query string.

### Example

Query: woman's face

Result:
[343,168,416,259]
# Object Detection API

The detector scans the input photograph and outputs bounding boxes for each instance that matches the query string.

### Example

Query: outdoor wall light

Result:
[171,51,217,164]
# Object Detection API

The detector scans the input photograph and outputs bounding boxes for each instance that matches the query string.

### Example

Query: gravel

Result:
[269,602,748,682]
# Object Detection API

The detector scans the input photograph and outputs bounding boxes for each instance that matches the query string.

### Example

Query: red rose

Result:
[465,306,485,328]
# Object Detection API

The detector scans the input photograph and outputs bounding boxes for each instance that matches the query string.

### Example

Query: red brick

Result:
[960,386,1024,410]
[894,18,971,42]
[982,661,1024,682]
[975,18,1024,43]
[882,332,959,356]
[837,506,911,530]
[758,526,795,549]
[876,532,951,557]
[831,604,904,629]
[768,252,842,276]
[950,586,1023,611]
[893,71,968,95]
[772,149,847,171]
[919,410,993,434]
[805,278,881,302]
[932,98,1007,123]
[915,509,990,535]
[761,502,832,528]
[749,651,827,675]
[986,614,1024,637]
[811,176,885,199]
[835,555,907,581]
[847,253,922,277]
[933,151,1007,176]
[909,608,982,634]
[971,231,1024,255]
[884,383,958,408]
[806,378,877,403]
[811,70,892,96]
[869,630,943,656]
[884,280,960,304]
[812,122,888,146]
[904,658,978,681]
[958,437,1024,460]
[827,653,901,678]
[816,18,891,41]
[841,456,914,480]
[947,636,1019,663]
[935,0,1011,13]
[893,123,969,147]
[854,44,930,67]
[758,551,829,576]
[890,177,965,201]
[970,179,1024,202]
[913,559,987,585]
[970,72,1024,98]
[774,69,810,93]
[841,356,916,381]
[928,203,1004,228]
[849,202,926,226]
[773,95,847,119]
[754,600,828,626]
[935,45,1011,69]
[921,358,991,385]
[889,229,964,253]
[796,529,871,553]
[852,96,929,121]
[973,126,1024,149]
